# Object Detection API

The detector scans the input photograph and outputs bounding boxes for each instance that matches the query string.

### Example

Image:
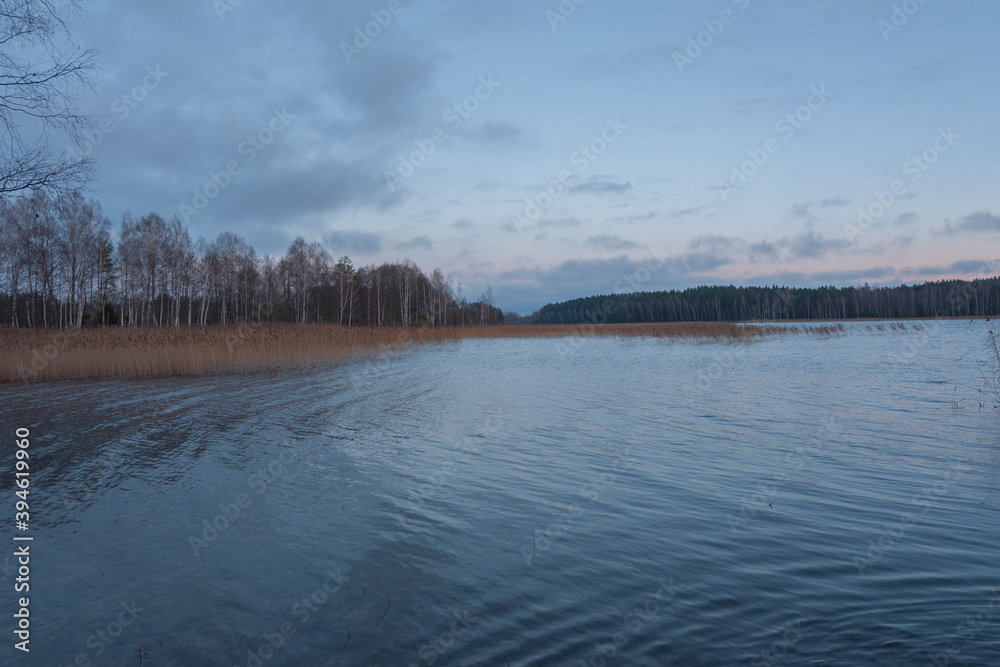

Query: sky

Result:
[63,0,1000,314]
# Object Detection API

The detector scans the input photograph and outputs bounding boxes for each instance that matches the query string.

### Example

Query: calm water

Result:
[2,321,999,666]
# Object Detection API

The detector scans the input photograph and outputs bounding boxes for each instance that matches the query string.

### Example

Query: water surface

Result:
[2,320,998,665]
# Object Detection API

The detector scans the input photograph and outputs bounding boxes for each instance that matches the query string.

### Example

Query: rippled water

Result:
[2,320,999,666]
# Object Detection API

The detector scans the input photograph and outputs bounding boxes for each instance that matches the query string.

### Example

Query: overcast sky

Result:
[66,0,1000,314]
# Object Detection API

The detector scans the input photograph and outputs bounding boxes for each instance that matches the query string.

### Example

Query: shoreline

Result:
[0,319,925,384]
[736,315,984,323]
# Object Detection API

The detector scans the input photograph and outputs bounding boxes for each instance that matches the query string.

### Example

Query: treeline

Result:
[508,280,1000,325]
[0,190,502,328]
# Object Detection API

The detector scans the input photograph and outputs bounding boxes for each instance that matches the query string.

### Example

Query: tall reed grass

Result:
[0,322,845,383]
[981,318,1000,406]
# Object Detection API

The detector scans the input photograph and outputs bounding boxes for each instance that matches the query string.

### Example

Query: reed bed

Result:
[0,321,844,383]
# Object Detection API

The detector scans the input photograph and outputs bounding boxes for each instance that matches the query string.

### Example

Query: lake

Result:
[2,320,999,665]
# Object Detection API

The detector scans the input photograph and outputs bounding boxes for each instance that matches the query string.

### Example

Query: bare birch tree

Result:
[0,0,98,195]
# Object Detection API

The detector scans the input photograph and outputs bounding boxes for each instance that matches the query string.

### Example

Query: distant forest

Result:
[506,279,1000,325]
[0,191,502,328]
[6,189,997,330]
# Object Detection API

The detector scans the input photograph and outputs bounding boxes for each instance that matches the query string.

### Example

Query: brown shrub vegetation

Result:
[0,322,845,383]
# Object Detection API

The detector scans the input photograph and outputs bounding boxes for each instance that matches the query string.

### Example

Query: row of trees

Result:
[509,281,1000,325]
[0,191,503,328]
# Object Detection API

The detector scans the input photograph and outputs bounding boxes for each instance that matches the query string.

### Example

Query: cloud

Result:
[811,266,895,282]
[763,70,799,88]
[461,120,525,145]
[953,211,1000,233]
[493,245,772,314]
[864,235,916,255]
[788,202,815,220]
[606,210,660,225]
[216,157,398,225]
[585,234,642,251]
[681,231,852,265]
[473,179,503,192]
[688,235,743,255]
[63,1,453,257]
[918,259,999,276]
[661,235,746,272]
[788,231,852,259]
[538,217,583,229]
[948,259,993,274]
[566,43,680,78]
[334,50,440,133]
[788,197,849,223]
[495,254,688,313]
[749,241,779,261]
[323,230,383,255]
[732,95,777,114]
[567,175,633,195]
[894,212,919,225]
[500,216,582,234]
[667,207,705,220]
[903,62,949,83]
[398,235,434,251]
[499,255,638,289]
[855,61,950,89]
[451,218,475,230]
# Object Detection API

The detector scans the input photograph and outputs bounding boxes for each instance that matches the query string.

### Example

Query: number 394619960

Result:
[15,428,30,520]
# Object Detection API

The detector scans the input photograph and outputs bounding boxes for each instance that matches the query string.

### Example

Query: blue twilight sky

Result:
[65,0,999,314]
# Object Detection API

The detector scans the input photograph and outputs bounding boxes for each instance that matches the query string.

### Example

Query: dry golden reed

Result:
[0,322,846,383]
